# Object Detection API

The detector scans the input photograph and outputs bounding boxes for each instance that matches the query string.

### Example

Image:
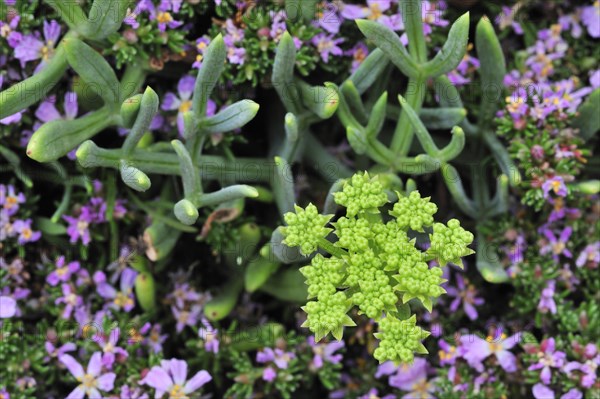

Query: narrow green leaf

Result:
[366,91,388,138]
[199,100,259,133]
[397,95,439,156]
[356,19,421,79]
[85,0,130,40]
[271,156,296,215]
[476,16,506,124]
[45,0,88,32]
[441,163,478,218]
[260,267,308,302]
[573,88,600,140]
[437,126,466,162]
[340,80,368,125]
[402,0,427,62]
[417,107,466,129]
[346,126,368,155]
[423,12,470,77]
[348,48,389,94]
[0,45,68,119]
[195,185,259,208]
[482,131,521,186]
[476,231,509,283]
[27,107,118,162]
[119,160,151,192]
[193,34,226,119]
[135,272,157,312]
[171,139,201,197]
[35,217,67,236]
[120,94,142,129]
[245,257,281,292]
[174,198,199,225]
[122,87,159,156]
[64,38,120,106]
[205,278,244,321]
[273,32,301,113]
[298,81,338,119]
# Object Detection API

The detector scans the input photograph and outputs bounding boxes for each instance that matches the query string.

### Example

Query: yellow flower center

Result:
[56,266,69,277]
[157,12,173,24]
[22,228,32,239]
[551,180,562,192]
[179,100,192,113]
[78,373,97,390]
[169,384,187,399]
[552,242,565,255]
[114,291,133,308]
[77,219,89,233]
[368,4,383,20]
[5,196,18,208]
[486,333,507,352]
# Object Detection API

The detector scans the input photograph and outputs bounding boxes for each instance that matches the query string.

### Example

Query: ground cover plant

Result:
[0,0,599,398]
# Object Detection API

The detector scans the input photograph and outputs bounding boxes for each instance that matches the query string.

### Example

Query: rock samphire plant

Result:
[281,171,475,364]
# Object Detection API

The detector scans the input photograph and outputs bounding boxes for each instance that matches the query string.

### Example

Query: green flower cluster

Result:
[281,172,475,364]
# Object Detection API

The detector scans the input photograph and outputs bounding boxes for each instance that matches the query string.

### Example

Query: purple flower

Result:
[117,385,148,399]
[387,358,428,389]
[542,176,568,199]
[0,295,16,318]
[94,328,128,369]
[12,219,41,244]
[257,347,296,369]
[496,6,523,34]
[540,226,573,261]
[460,332,519,372]
[313,2,342,34]
[307,336,344,369]
[55,284,83,319]
[537,280,557,314]
[35,92,78,124]
[0,184,25,216]
[559,14,583,38]
[528,338,566,384]
[168,282,204,309]
[564,353,600,389]
[312,33,344,63]
[342,0,403,31]
[0,13,22,48]
[198,318,219,354]
[580,2,600,38]
[172,305,201,332]
[141,323,168,354]
[262,366,277,382]
[533,384,583,399]
[591,69,600,89]
[576,242,599,268]
[162,76,216,135]
[346,42,369,73]
[63,208,94,245]
[94,268,137,312]
[358,389,395,399]
[147,1,183,31]
[141,358,211,397]
[47,256,80,286]
[446,274,484,321]
[14,20,61,71]
[60,352,116,399]
[45,341,76,360]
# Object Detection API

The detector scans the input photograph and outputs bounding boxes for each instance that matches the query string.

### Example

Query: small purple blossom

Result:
[446,274,484,321]
[14,20,61,72]
[198,318,219,354]
[45,341,76,360]
[312,33,344,63]
[528,338,566,384]
[537,280,557,314]
[11,219,41,244]
[60,352,116,399]
[141,358,211,397]
[0,295,16,318]
[47,256,80,286]
[0,184,25,216]
[540,226,573,261]
[460,332,519,372]
[580,2,600,38]
[576,242,599,268]
[162,75,216,135]
[542,176,568,199]
[94,268,137,312]
[94,328,128,369]
[55,284,83,319]
[172,305,201,333]
[307,336,344,369]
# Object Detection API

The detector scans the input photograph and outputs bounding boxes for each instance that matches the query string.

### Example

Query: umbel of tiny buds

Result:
[281,171,475,364]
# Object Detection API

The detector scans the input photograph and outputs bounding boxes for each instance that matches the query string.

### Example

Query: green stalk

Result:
[318,238,348,258]
[403,0,428,63]
[391,77,426,156]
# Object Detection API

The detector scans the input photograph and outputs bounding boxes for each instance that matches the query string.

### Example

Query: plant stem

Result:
[318,238,348,258]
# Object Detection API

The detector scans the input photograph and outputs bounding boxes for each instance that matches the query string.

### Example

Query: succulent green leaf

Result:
[346,126,368,155]
[195,185,259,208]
[366,91,388,139]
[204,278,244,321]
[423,12,470,78]
[122,87,159,157]
[573,88,600,140]
[340,80,368,125]
[119,160,151,192]
[45,0,89,32]
[297,81,339,119]
[120,94,143,129]
[135,271,156,312]
[171,139,202,197]
[199,100,259,133]
[416,107,467,130]
[356,19,421,79]
[143,221,181,261]
[273,31,301,113]
[397,95,439,156]
[85,0,130,39]
[245,257,281,293]
[174,198,199,225]
[348,49,389,94]
[272,156,296,215]
[193,34,226,119]
[27,107,117,162]
[64,38,120,106]
[260,267,308,302]
[437,126,466,162]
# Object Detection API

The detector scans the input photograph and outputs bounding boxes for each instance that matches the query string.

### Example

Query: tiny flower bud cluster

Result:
[281,172,475,364]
